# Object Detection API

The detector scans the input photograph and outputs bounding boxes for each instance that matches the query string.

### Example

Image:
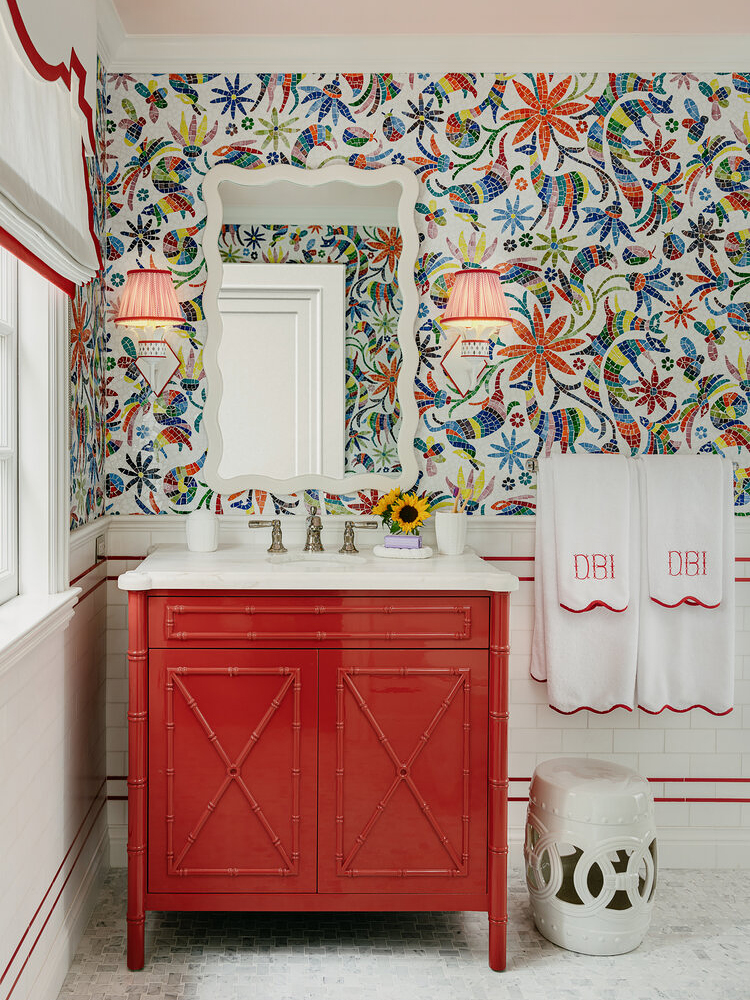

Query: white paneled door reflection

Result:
[217,264,345,481]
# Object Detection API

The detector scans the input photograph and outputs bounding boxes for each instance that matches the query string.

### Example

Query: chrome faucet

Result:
[339,520,378,554]
[304,505,324,552]
[248,518,287,553]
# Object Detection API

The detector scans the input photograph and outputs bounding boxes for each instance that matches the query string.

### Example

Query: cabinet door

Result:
[318,649,488,893]
[148,649,317,893]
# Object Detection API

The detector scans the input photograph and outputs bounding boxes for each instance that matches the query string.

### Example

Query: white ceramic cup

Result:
[185,508,219,552]
[434,511,468,556]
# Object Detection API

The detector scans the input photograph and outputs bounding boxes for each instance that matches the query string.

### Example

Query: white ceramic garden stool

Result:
[524,757,657,957]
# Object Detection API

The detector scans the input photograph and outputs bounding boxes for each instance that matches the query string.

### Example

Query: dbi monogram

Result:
[573,554,616,580]
[668,551,707,576]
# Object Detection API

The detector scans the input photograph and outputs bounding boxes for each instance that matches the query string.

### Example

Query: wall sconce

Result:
[439,268,513,397]
[114,268,184,396]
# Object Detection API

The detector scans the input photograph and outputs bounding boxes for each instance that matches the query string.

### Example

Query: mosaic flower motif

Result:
[370,355,400,406]
[367,229,403,272]
[118,452,161,499]
[253,109,299,151]
[633,131,679,176]
[403,94,443,142]
[120,215,159,256]
[492,196,534,236]
[633,368,676,415]
[531,227,577,268]
[670,72,698,90]
[495,305,585,396]
[167,113,218,158]
[210,75,254,120]
[665,295,698,329]
[682,214,725,258]
[487,429,531,474]
[501,74,588,159]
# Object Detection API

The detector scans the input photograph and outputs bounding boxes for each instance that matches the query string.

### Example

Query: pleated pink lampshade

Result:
[114,269,184,327]
[441,268,512,334]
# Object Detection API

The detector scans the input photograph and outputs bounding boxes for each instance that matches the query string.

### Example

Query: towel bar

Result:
[525,457,740,473]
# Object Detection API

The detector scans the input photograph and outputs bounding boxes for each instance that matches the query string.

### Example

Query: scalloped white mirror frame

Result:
[202,163,420,496]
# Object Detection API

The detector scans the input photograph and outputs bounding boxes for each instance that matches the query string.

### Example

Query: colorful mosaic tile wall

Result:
[69,60,108,528]
[219,222,403,476]
[94,70,750,518]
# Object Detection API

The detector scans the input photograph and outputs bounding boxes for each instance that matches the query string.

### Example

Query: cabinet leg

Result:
[488,915,507,971]
[127,915,145,971]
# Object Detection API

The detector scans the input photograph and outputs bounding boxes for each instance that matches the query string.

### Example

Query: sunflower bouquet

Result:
[372,487,432,541]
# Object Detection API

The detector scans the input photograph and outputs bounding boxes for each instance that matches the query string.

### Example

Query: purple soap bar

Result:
[384,535,423,549]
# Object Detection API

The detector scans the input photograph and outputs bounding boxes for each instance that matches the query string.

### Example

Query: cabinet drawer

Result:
[148,593,489,649]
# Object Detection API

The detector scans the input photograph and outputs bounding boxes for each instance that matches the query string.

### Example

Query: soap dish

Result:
[373,544,434,559]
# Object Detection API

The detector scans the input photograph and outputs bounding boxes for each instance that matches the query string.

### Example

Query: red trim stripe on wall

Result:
[0,781,106,998]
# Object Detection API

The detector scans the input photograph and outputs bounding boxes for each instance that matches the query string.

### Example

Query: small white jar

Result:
[185,508,219,552]
[434,511,468,556]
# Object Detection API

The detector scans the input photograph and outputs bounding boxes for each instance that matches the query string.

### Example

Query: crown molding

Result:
[96,0,125,69]
[102,32,750,74]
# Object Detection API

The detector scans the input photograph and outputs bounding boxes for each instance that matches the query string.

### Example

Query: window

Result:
[0,248,18,605]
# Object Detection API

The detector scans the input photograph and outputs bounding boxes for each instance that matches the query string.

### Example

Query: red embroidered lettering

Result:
[684,550,701,576]
[667,550,707,576]
[574,554,590,580]
[573,553,616,580]
[592,553,609,579]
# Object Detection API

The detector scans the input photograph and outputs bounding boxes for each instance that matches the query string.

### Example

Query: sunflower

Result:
[390,493,431,534]
[372,487,402,518]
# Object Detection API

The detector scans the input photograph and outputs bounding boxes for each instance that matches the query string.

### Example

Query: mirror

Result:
[202,163,420,495]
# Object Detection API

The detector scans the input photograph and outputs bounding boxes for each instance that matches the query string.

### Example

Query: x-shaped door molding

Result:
[167,667,299,877]
[337,667,470,877]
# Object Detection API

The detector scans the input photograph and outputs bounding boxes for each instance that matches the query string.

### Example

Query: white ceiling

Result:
[112,0,750,36]
[98,0,750,72]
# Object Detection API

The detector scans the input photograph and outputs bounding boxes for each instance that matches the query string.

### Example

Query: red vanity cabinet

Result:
[126,588,511,973]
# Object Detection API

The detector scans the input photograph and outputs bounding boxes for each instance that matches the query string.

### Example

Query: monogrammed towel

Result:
[636,457,735,714]
[531,458,639,714]
[552,454,631,613]
[643,455,727,608]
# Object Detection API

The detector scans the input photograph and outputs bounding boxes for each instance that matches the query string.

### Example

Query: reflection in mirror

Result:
[218,179,403,477]
[216,262,346,480]
[202,164,420,496]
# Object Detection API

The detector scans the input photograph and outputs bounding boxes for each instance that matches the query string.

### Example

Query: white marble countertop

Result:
[117,544,519,593]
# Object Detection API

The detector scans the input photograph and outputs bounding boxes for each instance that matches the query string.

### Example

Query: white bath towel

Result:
[552,454,631,613]
[531,458,639,714]
[636,457,735,715]
[643,454,726,608]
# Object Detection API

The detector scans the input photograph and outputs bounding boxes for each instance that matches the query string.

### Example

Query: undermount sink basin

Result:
[266,552,366,567]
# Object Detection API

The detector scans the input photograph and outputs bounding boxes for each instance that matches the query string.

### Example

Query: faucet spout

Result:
[303,505,325,553]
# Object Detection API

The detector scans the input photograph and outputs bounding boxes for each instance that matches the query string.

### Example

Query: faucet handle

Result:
[248,518,287,553]
[339,520,378,554]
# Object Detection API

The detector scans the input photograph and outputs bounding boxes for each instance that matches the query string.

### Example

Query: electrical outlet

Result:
[96,534,106,561]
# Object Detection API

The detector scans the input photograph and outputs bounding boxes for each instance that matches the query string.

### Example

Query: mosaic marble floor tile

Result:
[56,867,750,1000]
